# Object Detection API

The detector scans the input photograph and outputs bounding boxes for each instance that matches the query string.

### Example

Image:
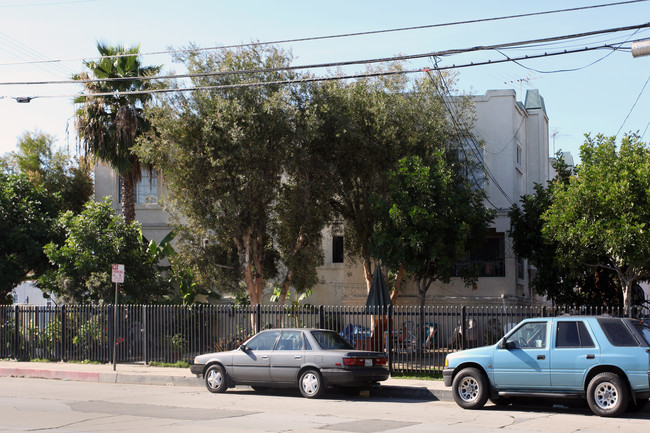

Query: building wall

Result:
[94,164,172,244]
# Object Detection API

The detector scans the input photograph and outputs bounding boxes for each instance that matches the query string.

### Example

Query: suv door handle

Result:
[537,355,545,360]
[586,354,595,359]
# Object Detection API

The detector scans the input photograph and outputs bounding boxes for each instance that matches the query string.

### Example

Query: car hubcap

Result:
[207,370,222,389]
[459,377,480,402]
[302,373,319,395]
[594,382,618,409]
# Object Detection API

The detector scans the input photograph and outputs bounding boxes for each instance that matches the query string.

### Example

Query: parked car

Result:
[443,316,650,417]
[191,328,389,398]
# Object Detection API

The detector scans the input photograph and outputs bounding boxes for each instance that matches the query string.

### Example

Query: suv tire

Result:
[452,367,489,409]
[586,372,629,417]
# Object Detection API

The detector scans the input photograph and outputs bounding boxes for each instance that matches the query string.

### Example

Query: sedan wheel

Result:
[586,372,629,417]
[451,367,489,409]
[205,364,228,393]
[299,369,325,399]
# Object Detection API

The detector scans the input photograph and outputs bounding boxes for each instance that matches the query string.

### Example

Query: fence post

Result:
[387,305,393,373]
[60,305,66,362]
[255,304,261,333]
[14,305,20,360]
[319,305,325,328]
[460,306,466,350]
[143,305,148,365]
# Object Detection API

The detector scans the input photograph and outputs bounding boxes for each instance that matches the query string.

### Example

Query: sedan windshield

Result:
[311,330,355,350]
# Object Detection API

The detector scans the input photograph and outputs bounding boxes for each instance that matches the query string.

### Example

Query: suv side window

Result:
[556,321,595,348]
[597,318,638,347]
[505,322,547,349]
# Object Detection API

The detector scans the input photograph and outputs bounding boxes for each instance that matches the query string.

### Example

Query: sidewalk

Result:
[0,360,451,401]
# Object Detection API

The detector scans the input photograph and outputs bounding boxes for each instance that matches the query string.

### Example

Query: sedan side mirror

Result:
[239,344,248,352]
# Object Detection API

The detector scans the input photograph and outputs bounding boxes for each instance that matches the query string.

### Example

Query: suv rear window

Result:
[597,318,639,347]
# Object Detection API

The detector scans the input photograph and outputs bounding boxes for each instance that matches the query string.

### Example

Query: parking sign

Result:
[111,264,125,283]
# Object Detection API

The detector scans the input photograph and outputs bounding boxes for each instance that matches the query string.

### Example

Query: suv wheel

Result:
[586,372,629,417]
[452,367,489,409]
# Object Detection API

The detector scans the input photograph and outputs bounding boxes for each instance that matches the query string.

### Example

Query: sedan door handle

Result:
[537,355,546,360]
[262,355,269,359]
[294,355,302,359]
[586,354,595,359]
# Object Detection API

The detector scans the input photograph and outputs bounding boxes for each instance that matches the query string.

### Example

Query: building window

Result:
[516,145,522,165]
[332,236,344,263]
[135,169,158,204]
[454,231,505,277]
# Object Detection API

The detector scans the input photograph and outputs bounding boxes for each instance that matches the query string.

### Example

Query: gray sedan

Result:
[190,328,389,398]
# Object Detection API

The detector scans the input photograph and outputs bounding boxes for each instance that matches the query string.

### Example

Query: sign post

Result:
[111,264,124,372]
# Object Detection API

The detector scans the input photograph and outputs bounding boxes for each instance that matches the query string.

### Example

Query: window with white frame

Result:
[134,169,158,204]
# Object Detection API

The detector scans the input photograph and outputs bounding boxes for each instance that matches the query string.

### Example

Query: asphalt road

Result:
[1,377,648,433]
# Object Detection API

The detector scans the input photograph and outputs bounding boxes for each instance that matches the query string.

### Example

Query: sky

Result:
[0,0,649,163]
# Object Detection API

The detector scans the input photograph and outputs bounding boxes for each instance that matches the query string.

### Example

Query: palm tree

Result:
[74,42,162,223]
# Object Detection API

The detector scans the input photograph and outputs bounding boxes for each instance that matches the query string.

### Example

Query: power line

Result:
[616,74,650,137]
[0,0,647,67]
[497,28,642,74]
[1,23,647,88]
[0,43,630,101]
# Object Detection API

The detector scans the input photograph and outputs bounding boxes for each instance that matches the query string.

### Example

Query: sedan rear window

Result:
[311,331,354,350]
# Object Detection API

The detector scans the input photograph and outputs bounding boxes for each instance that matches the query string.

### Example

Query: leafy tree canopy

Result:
[40,198,171,303]
[372,154,493,307]
[137,44,329,305]
[6,130,93,214]
[0,169,61,303]
[543,134,650,314]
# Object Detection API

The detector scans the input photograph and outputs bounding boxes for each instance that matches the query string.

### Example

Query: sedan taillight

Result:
[343,357,386,366]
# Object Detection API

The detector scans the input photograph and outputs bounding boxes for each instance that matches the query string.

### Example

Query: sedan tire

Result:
[452,367,489,409]
[205,364,228,393]
[299,369,325,399]
[586,372,629,417]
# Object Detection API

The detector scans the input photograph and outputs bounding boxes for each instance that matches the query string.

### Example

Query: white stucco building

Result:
[94,89,551,307]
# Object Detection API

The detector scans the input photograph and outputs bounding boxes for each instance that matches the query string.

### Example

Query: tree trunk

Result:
[120,175,136,224]
[390,264,405,305]
[363,259,373,293]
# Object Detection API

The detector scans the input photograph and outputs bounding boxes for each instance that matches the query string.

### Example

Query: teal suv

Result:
[443,316,650,417]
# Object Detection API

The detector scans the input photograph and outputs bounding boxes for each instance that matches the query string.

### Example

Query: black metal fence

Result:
[1,304,647,374]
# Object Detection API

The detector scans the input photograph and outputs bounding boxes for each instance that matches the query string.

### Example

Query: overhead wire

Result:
[496,28,642,74]
[0,42,633,101]
[616,74,650,137]
[0,23,647,89]
[0,0,647,67]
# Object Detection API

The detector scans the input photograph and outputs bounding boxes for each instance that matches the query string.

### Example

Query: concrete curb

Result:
[0,365,451,401]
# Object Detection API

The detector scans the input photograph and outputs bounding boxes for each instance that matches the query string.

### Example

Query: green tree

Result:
[10,130,93,213]
[74,43,162,223]
[372,155,493,311]
[310,69,463,291]
[137,45,330,305]
[543,134,650,315]
[0,169,61,303]
[40,198,171,303]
